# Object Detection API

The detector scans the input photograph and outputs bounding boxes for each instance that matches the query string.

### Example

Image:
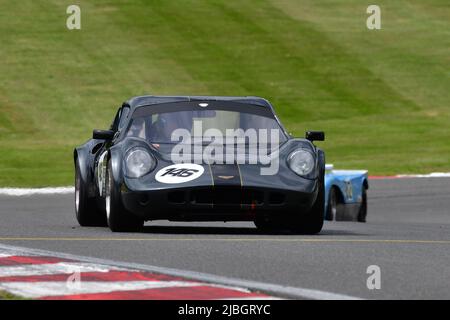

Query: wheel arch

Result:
[108,146,124,187]
[74,146,90,184]
[316,148,325,175]
[363,178,369,190]
[330,184,346,204]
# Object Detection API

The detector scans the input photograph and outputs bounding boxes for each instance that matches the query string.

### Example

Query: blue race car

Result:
[324,164,368,222]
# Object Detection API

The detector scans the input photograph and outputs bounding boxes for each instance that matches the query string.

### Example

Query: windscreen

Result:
[126,102,287,145]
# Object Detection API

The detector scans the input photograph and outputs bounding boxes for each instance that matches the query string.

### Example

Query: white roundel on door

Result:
[155,163,205,184]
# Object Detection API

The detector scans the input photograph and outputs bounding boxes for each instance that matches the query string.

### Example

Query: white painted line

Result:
[0,281,203,298]
[207,283,253,293]
[0,187,74,196]
[2,171,450,196]
[0,262,124,277]
[0,248,33,258]
[396,172,450,178]
[0,243,362,300]
[330,170,368,175]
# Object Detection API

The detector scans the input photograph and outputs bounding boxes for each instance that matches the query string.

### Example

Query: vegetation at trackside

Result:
[0,0,448,187]
[0,290,27,300]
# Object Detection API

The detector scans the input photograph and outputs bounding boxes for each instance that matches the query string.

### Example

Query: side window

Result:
[118,107,130,130]
[109,108,121,131]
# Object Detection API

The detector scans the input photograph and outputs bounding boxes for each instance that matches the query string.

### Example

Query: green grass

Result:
[0,0,449,187]
[0,290,27,300]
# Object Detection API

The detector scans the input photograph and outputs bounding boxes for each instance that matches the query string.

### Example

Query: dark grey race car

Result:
[74,96,325,233]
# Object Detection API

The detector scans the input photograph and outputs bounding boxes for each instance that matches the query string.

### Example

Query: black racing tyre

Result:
[105,161,144,232]
[290,176,325,235]
[326,186,345,221]
[326,187,338,221]
[357,187,368,223]
[75,162,107,227]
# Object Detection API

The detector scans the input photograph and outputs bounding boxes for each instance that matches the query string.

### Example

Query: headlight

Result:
[287,149,315,176]
[125,148,155,178]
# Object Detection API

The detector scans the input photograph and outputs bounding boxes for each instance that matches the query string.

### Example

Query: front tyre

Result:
[326,187,345,221]
[106,161,143,232]
[75,162,107,227]
[325,187,338,221]
[357,187,368,222]
[290,176,325,235]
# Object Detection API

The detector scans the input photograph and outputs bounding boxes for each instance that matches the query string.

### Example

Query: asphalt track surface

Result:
[0,178,449,299]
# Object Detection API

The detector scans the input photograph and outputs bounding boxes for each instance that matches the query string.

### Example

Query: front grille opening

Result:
[269,192,285,205]
[241,189,264,205]
[168,191,186,204]
[190,188,264,206]
[191,189,213,204]
[215,188,241,205]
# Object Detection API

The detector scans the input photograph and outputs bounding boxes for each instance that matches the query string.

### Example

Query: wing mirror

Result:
[93,129,115,140]
[305,131,325,142]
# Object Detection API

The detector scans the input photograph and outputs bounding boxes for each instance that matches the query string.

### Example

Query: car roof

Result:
[117,95,290,140]
[122,95,273,110]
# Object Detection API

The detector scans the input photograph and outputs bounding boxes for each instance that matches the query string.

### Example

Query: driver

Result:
[149,112,193,142]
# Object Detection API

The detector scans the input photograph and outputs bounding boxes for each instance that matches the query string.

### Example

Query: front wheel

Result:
[290,178,325,235]
[75,162,106,227]
[357,187,368,222]
[326,187,345,221]
[106,161,144,232]
[326,187,338,221]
